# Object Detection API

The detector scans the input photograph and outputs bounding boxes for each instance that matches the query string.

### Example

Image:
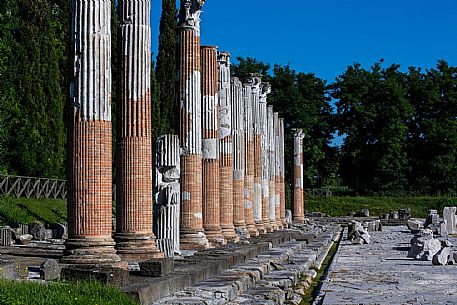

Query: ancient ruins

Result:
[3,1,457,305]
[62,0,294,263]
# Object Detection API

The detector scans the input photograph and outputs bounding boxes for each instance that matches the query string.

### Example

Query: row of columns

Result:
[64,0,305,264]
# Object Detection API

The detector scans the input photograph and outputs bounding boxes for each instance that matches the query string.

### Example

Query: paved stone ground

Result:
[317,225,457,305]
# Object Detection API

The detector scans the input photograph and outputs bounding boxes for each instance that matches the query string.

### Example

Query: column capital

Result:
[293,128,305,140]
[179,0,205,34]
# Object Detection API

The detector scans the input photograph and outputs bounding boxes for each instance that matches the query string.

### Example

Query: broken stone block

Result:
[0,226,12,246]
[50,223,67,239]
[0,260,20,280]
[439,221,448,237]
[348,221,371,244]
[407,220,423,232]
[439,239,453,248]
[408,235,441,261]
[432,247,452,266]
[285,210,292,224]
[398,208,411,220]
[17,234,33,245]
[443,207,457,235]
[61,265,129,287]
[138,258,174,277]
[424,210,439,228]
[390,211,399,220]
[40,259,61,281]
[29,221,51,241]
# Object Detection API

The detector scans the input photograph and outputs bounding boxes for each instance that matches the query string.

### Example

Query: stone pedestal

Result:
[293,129,305,223]
[154,135,181,258]
[201,46,225,246]
[115,0,162,261]
[63,0,120,265]
[231,78,249,238]
[178,0,210,250]
[218,52,239,243]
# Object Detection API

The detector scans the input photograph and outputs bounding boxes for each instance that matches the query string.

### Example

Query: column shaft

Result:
[293,129,305,223]
[218,52,239,243]
[178,0,210,250]
[274,113,283,229]
[280,119,287,227]
[268,106,278,230]
[64,0,120,265]
[201,46,225,246]
[115,0,162,261]
[243,84,259,237]
[231,78,249,238]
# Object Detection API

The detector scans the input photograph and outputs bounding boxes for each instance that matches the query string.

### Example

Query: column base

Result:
[234,225,250,239]
[255,221,267,235]
[62,237,121,266]
[205,229,227,246]
[293,217,305,224]
[180,231,212,251]
[114,233,164,262]
[262,220,274,233]
[270,220,279,231]
[221,226,240,243]
[246,223,260,237]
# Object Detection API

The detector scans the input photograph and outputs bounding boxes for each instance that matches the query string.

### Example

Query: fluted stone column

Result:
[115,0,162,261]
[279,119,287,227]
[218,52,239,243]
[154,135,181,258]
[201,46,225,246]
[64,0,120,265]
[267,106,278,230]
[178,0,210,250]
[259,84,269,234]
[231,78,249,239]
[252,75,268,234]
[243,83,259,237]
[293,128,305,223]
[274,113,283,229]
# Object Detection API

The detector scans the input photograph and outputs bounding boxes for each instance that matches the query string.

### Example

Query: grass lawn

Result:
[0,279,139,305]
[0,196,66,226]
[305,196,457,218]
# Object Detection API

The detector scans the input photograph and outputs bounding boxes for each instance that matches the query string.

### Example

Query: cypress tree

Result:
[155,0,178,136]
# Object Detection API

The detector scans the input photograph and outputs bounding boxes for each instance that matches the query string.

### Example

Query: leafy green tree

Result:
[231,57,271,83]
[154,0,178,137]
[332,62,412,195]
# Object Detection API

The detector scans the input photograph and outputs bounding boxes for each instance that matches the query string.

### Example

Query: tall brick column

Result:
[274,113,283,229]
[243,83,259,237]
[293,128,305,223]
[252,75,268,234]
[218,52,239,243]
[201,46,225,246]
[64,0,120,265]
[231,77,249,238]
[267,106,278,230]
[279,119,287,227]
[178,0,210,250]
[115,0,162,261]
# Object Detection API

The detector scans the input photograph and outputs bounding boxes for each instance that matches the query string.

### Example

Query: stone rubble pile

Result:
[407,207,457,265]
[347,220,382,245]
[0,222,67,247]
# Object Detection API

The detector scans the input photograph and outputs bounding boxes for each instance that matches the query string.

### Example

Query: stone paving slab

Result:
[317,225,457,305]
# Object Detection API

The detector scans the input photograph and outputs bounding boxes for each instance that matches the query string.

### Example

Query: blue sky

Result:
[151,0,457,82]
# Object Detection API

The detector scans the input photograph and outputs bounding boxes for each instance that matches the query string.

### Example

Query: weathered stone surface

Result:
[16,234,33,245]
[408,235,442,261]
[139,258,174,277]
[318,226,457,305]
[0,260,20,280]
[0,226,12,246]
[407,219,423,231]
[432,247,453,265]
[62,265,129,287]
[348,221,371,244]
[398,208,411,220]
[443,207,457,235]
[50,223,67,239]
[285,210,292,224]
[424,209,439,228]
[29,222,51,241]
[292,129,305,223]
[40,259,61,281]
